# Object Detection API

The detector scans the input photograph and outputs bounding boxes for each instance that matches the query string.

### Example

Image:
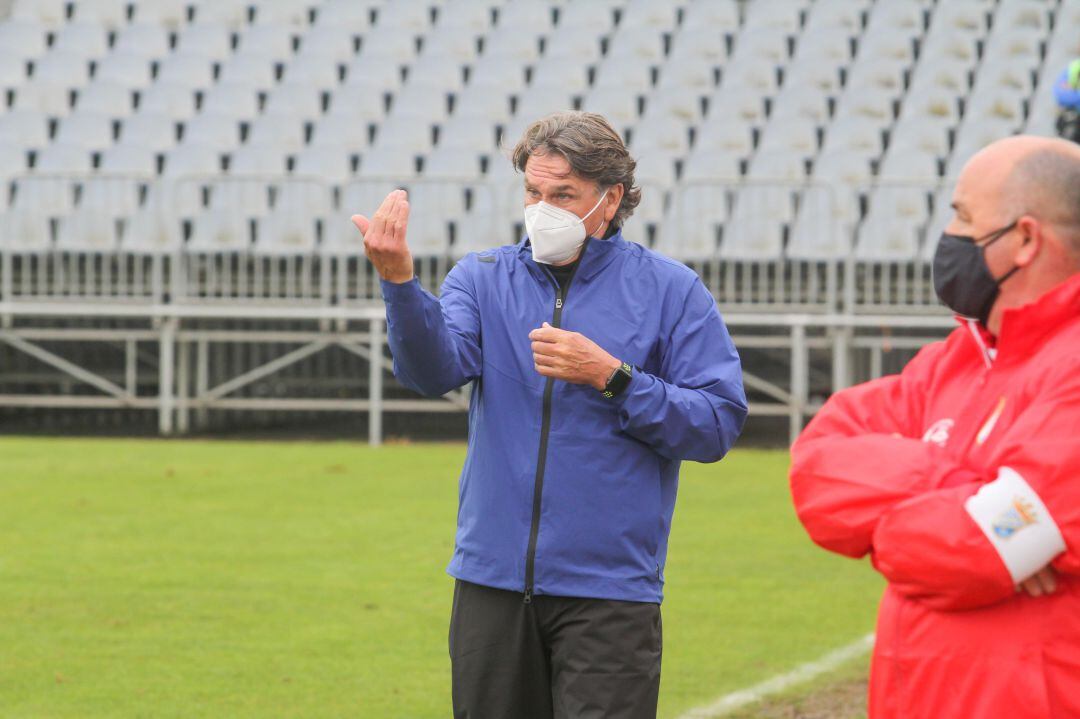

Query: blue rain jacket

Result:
[1055,61,1080,110]
[380,230,747,603]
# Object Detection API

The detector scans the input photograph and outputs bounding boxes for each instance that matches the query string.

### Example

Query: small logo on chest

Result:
[922,418,954,447]
[976,397,1007,446]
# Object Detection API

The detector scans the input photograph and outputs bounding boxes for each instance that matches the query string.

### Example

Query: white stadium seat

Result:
[51,22,110,59]
[112,22,171,58]
[0,20,48,60]
[54,112,115,151]
[10,0,66,28]
[75,82,137,117]
[71,0,130,29]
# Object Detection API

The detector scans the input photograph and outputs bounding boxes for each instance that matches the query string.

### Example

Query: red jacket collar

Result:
[957,273,1080,364]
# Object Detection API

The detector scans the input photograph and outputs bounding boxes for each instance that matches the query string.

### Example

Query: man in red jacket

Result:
[790,135,1080,718]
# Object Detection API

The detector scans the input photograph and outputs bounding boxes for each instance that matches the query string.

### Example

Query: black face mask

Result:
[932,221,1021,326]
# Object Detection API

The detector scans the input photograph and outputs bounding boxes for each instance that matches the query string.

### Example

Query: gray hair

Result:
[510,111,641,228]
[1007,145,1080,257]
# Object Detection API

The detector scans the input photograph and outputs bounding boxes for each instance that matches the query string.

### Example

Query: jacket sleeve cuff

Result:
[612,367,652,410]
[380,277,424,307]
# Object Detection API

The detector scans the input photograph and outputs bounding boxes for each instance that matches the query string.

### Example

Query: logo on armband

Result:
[992,496,1039,539]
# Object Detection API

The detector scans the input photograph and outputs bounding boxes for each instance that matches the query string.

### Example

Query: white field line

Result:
[676,633,875,719]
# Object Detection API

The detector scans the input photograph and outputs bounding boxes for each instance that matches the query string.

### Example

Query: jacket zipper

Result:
[523,250,586,604]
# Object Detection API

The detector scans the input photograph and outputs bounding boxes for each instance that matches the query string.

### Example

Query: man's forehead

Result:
[524,152,577,182]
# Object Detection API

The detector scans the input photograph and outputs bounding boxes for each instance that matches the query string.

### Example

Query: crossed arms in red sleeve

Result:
[790,346,1080,611]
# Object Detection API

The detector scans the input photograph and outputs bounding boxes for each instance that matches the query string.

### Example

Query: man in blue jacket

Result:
[352,111,747,719]
[1056,59,1080,142]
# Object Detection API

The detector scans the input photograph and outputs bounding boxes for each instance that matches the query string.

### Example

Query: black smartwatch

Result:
[602,361,633,399]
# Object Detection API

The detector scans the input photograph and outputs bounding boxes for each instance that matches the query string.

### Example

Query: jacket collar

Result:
[957,272,1080,365]
[517,229,627,285]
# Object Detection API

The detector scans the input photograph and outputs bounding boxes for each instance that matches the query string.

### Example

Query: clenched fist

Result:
[529,322,622,390]
[351,189,414,284]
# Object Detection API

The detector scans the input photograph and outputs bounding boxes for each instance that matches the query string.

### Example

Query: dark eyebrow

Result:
[523,181,578,193]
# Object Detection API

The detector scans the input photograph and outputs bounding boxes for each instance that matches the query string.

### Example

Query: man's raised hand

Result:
[351,189,414,284]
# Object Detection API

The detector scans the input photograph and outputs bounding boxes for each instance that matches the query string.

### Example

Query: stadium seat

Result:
[56,209,121,252]
[757,117,818,156]
[283,53,345,89]
[310,114,372,151]
[805,0,868,31]
[360,30,422,65]
[264,82,325,119]
[581,88,640,131]
[254,209,319,255]
[313,0,375,29]
[0,110,50,150]
[770,87,830,124]
[375,2,433,32]
[10,0,67,28]
[237,24,298,59]
[33,52,92,88]
[556,2,616,31]
[0,209,54,250]
[13,81,73,118]
[437,113,501,151]
[54,112,115,151]
[156,54,218,90]
[182,114,242,151]
[607,27,667,63]
[297,26,358,62]
[51,21,110,59]
[391,84,453,120]
[130,0,189,28]
[420,29,482,64]
[175,23,234,61]
[372,112,436,152]
[360,146,419,178]
[679,0,739,31]
[631,116,691,156]
[247,114,307,153]
[100,143,158,176]
[134,84,197,122]
[0,20,48,60]
[188,209,252,252]
[191,0,250,28]
[71,0,130,28]
[0,50,27,93]
[433,0,496,33]
[74,82,136,120]
[293,146,353,186]
[450,85,513,124]
[424,147,484,181]
[16,143,92,214]
[218,54,279,90]
[747,151,809,182]
[201,82,262,121]
[253,0,314,27]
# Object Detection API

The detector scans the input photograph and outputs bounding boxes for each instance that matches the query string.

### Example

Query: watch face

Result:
[603,362,633,399]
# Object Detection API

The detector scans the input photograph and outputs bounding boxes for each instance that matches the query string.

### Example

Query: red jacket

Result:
[790,273,1080,719]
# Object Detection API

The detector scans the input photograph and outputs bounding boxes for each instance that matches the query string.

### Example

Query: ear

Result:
[604,184,625,222]
[1014,215,1042,267]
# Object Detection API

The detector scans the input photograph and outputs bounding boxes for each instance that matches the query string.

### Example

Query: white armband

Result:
[964,467,1066,584]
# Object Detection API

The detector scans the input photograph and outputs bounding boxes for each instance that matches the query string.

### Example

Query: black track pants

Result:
[449,579,662,719]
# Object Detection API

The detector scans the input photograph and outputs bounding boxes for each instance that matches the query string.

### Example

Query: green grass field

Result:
[0,437,882,718]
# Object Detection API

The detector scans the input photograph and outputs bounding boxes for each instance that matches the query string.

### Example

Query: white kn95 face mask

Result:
[523,190,608,265]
